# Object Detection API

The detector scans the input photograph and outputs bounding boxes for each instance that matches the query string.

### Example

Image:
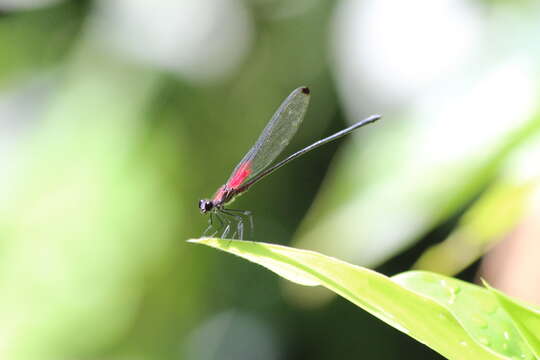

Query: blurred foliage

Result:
[413,180,536,274]
[414,116,540,275]
[0,2,86,86]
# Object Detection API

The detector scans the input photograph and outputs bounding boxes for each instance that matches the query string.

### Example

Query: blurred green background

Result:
[1,1,539,359]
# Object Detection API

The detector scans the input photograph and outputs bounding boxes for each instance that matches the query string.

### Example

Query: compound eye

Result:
[199,199,213,213]
[199,199,207,212]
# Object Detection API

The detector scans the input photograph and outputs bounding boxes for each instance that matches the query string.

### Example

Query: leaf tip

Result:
[186,237,214,244]
[479,277,492,289]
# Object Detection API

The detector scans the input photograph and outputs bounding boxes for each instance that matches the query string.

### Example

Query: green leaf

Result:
[189,238,537,359]
[394,272,534,359]
[486,284,540,358]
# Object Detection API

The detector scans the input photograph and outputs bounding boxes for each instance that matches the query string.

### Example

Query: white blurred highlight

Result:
[503,131,540,184]
[413,57,538,165]
[184,310,279,360]
[0,77,53,204]
[332,0,482,107]
[94,0,253,83]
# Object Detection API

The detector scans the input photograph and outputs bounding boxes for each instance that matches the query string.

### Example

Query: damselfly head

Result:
[199,199,213,213]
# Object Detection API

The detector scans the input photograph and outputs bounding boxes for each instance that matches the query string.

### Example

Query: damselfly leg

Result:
[221,210,244,240]
[204,212,222,237]
[217,211,232,239]
[203,210,238,239]
[203,208,254,240]
[222,208,253,240]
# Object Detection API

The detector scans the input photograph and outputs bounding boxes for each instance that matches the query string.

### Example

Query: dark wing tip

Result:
[300,86,310,95]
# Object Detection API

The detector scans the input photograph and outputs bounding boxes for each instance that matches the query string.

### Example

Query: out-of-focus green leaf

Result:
[190,238,537,359]
[414,181,536,274]
[293,83,540,269]
[0,2,85,86]
[0,44,193,359]
[414,128,540,275]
